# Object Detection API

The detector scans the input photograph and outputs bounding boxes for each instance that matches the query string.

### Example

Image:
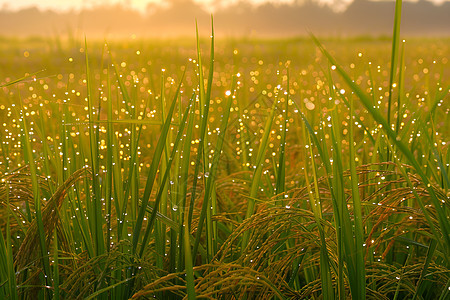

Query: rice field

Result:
[0,13,449,300]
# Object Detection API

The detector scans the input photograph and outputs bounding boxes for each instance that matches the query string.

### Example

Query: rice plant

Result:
[0,1,448,299]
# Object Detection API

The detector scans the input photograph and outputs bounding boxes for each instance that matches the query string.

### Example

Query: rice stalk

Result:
[311,34,450,263]
[242,97,277,251]
[16,96,52,296]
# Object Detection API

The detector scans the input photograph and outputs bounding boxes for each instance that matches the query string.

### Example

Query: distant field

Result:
[0,34,449,299]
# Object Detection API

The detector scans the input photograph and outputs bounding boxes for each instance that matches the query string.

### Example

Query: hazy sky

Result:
[1,0,449,36]
[1,0,448,13]
[1,0,291,12]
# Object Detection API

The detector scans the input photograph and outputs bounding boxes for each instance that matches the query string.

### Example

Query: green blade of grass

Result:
[0,70,45,88]
[412,239,437,300]
[52,229,60,299]
[348,97,366,299]
[85,37,105,257]
[387,0,403,133]
[178,92,197,271]
[112,67,145,242]
[242,99,277,251]
[275,69,289,200]
[292,102,331,176]
[0,230,10,297]
[416,118,450,190]
[302,129,335,299]
[85,278,133,300]
[438,279,450,300]
[138,83,192,258]
[105,65,113,252]
[16,97,53,294]
[0,181,18,300]
[329,106,351,300]
[184,208,196,300]
[132,71,185,254]
[187,16,215,259]
[144,205,180,231]
[201,16,216,261]
[311,34,450,261]
[395,40,406,135]
[192,75,237,261]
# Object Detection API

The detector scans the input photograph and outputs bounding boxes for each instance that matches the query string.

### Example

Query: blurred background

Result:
[0,0,449,37]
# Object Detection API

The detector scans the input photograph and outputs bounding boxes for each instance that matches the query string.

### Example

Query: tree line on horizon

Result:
[0,0,449,37]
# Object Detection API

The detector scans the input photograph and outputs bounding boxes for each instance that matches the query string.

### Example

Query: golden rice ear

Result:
[0,167,34,234]
[14,167,91,280]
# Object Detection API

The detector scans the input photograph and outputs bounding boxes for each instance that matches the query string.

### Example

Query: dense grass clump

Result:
[0,12,449,300]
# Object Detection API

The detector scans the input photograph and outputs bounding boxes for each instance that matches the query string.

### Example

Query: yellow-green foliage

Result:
[0,28,449,299]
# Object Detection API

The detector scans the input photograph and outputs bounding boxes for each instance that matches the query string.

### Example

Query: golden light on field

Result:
[0,0,449,294]
[1,0,449,12]
[0,0,449,37]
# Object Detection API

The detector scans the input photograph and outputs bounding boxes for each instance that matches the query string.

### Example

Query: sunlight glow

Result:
[0,0,448,13]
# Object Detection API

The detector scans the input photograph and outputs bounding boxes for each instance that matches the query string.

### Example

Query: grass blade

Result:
[0,181,18,300]
[242,99,277,251]
[311,34,450,260]
[348,97,366,299]
[132,73,185,254]
[387,0,403,134]
[184,208,196,300]
[85,37,105,257]
[192,75,237,260]
[275,69,289,199]
[16,96,53,295]
[139,82,192,258]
